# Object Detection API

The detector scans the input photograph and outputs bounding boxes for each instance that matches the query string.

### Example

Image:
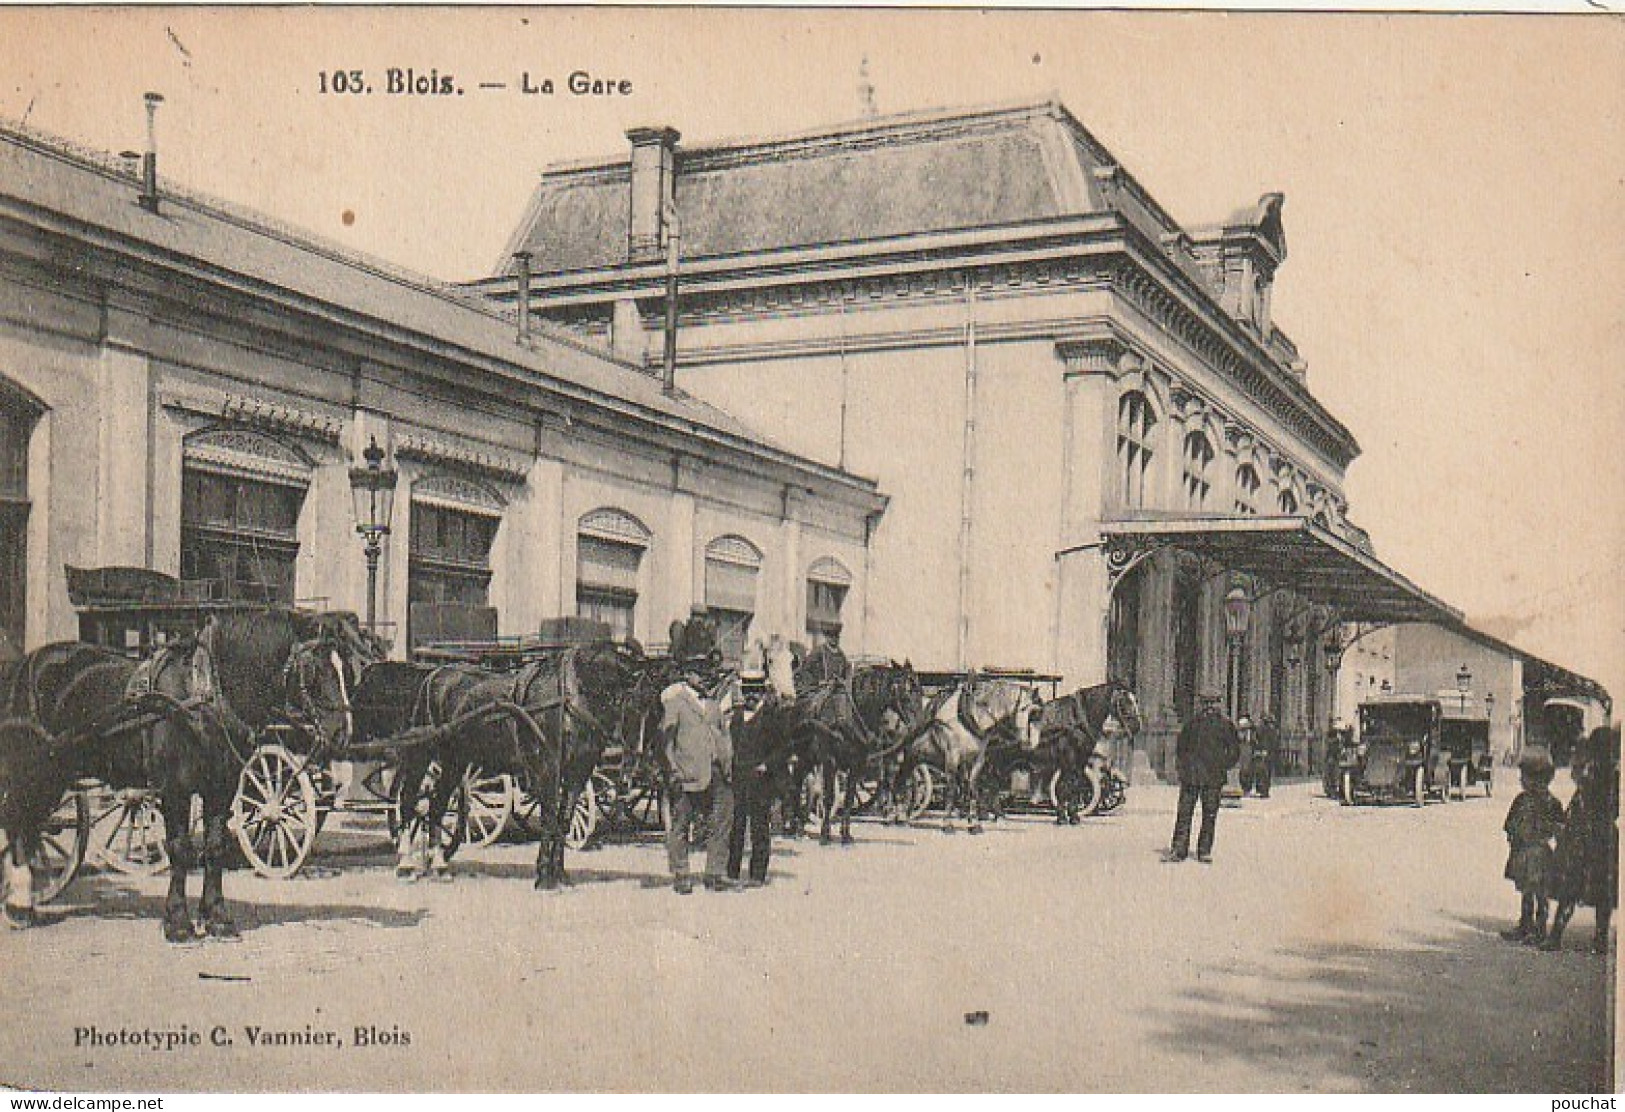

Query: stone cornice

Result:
[511,220,1358,469]
[394,428,531,484]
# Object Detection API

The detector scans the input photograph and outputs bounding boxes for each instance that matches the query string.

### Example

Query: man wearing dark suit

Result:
[1165,694,1241,864]
[726,698,780,888]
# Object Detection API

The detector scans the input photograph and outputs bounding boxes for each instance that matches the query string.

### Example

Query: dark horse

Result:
[784,658,924,846]
[147,609,372,941]
[980,680,1142,824]
[0,642,145,925]
[0,610,373,940]
[389,640,637,889]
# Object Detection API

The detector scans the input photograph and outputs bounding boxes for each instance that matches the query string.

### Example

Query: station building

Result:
[470,99,1523,776]
[0,122,885,663]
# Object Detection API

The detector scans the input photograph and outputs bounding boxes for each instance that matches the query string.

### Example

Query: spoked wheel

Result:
[232,743,321,880]
[96,789,168,875]
[460,768,515,850]
[902,764,934,821]
[0,790,90,906]
[1077,763,1105,818]
[564,775,602,851]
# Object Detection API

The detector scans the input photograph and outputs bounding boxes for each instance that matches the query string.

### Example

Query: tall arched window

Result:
[1234,463,1261,515]
[806,556,853,647]
[408,474,504,647]
[704,535,762,664]
[1116,391,1157,510]
[180,428,311,604]
[576,508,651,642]
[1278,489,1300,515]
[0,389,39,652]
[1181,430,1214,511]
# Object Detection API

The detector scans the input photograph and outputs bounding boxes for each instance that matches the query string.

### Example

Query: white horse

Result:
[909,677,1040,834]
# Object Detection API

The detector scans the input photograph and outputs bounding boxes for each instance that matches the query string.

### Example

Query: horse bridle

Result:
[281,638,354,756]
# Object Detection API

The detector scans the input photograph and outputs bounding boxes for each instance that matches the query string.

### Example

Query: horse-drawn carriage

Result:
[1,567,646,938]
[902,670,1135,826]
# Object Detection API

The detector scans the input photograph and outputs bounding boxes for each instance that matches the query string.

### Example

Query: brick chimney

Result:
[625,126,680,263]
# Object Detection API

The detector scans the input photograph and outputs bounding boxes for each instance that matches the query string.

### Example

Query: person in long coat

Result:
[1543,727,1618,952]
[1165,694,1241,864]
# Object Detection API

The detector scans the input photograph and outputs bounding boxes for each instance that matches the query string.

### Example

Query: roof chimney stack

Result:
[512,250,532,345]
[625,126,680,263]
[139,92,164,214]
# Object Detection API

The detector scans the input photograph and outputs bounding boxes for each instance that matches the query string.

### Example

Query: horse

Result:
[0,610,373,940]
[981,680,1142,824]
[777,656,923,846]
[0,642,145,925]
[143,609,374,941]
[390,640,638,889]
[900,676,1042,835]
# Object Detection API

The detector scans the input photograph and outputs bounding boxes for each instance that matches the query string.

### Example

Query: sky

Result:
[3,9,1621,700]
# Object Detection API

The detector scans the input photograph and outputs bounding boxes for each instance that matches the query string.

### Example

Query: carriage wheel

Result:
[901,764,934,821]
[627,781,665,832]
[564,776,598,851]
[0,791,90,906]
[232,744,320,880]
[98,789,168,876]
[1078,764,1105,818]
[461,768,514,850]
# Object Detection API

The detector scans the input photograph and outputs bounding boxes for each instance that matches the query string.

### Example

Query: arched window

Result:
[180,428,311,604]
[704,535,762,664]
[576,508,651,642]
[0,388,39,652]
[1234,463,1261,515]
[1181,431,1214,511]
[408,474,504,646]
[1278,489,1300,516]
[806,556,853,647]
[1116,391,1157,510]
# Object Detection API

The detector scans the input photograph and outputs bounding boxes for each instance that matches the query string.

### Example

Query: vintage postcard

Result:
[0,7,1618,1096]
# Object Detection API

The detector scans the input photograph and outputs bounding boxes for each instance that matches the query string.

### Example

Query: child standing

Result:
[1501,747,1565,945]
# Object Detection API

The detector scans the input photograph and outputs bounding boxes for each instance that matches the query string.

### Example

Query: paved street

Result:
[0,777,1611,1093]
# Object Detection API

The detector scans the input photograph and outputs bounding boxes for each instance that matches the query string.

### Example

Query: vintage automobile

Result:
[1338,696,1453,807]
[1437,711,1494,799]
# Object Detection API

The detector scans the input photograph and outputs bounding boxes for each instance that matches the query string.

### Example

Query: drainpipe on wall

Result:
[956,270,979,671]
[512,251,532,346]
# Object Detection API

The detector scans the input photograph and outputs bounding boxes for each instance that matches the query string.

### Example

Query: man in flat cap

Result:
[1165,693,1241,864]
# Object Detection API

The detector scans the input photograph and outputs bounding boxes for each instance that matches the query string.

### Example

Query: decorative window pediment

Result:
[579,507,652,547]
[184,427,313,487]
[413,473,506,517]
[808,555,854,587]
[706,534,763,568]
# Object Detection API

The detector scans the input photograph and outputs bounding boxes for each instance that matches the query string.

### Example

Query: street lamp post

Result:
[1223,580,1253,721]
[1456,663,1472,716]
[348,436,398,633]
[1323,628,1345,731]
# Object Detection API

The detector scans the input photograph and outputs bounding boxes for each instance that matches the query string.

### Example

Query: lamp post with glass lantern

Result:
[1223,580,1253,720]
[348,436,398,633]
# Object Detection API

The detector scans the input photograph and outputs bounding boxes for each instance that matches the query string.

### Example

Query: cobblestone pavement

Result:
[0,778,1611,1093]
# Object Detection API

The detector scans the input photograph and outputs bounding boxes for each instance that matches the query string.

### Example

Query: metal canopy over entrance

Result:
[1100,515,1464,628]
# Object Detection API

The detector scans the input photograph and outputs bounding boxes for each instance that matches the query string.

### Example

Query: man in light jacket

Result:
[662,661,736,893]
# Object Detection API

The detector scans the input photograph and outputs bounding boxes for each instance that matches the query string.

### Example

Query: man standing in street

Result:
[1165,693,1241,864]
[662,660,736,893]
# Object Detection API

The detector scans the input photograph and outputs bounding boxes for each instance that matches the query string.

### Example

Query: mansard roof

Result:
[498,98,1196,275]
